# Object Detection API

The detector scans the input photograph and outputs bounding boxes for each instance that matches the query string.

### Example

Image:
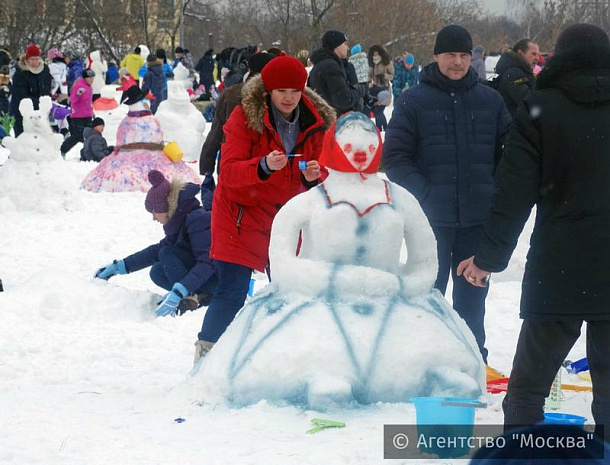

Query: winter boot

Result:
[194,340,215,365]
[177,295,200,315]
[197,292,212,307]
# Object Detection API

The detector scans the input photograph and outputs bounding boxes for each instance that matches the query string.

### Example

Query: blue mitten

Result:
[154,283,188,317]
[94,260,127,280]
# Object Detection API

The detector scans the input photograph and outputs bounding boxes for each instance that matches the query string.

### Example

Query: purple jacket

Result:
[123,183,216,293]
[69,78,93,118]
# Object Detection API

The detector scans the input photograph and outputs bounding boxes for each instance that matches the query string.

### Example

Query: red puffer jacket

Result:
[210,75,336,271]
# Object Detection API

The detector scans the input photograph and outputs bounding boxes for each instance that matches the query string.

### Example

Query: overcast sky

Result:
[481,0,509,15]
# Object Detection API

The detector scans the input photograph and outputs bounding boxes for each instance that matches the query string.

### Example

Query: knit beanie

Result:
[260,55,307,91]
[322,30,348,50]
[248,52,275,75]
[92,117,105,128]
[47,48,63,60]
[146,54,157,63]
[351,44,362,55]
[145,170,171,213]
[555,23,610,56]
[405,53,415,65]
[25,45,41,59]
[82,68,96,78]
[175,46,184,54]
[434,25,473,55]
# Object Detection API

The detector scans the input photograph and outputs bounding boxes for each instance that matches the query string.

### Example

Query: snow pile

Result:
[193,114,485,410]
[155,81,206,162]
[0,96,82,212]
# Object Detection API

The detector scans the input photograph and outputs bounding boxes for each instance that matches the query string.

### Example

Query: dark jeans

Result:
[503,319,610,440]
[432,225,489,363]
[197,260,252,343]
[372,106,387,131]
[149,244,218,295]
[60,116,91,155]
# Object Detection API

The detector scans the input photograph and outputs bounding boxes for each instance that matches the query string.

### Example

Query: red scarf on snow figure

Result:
[318,118,383,178]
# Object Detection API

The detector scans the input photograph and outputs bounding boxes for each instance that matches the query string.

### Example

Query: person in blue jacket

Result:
[382,25,511,364]
[94,170,218,316]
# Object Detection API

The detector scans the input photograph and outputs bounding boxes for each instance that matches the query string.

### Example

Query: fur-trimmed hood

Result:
[18,55,45,75]
[239,74,336,134]
[166,179,199,219]
[536,45,610,103]
[495,50,532,76]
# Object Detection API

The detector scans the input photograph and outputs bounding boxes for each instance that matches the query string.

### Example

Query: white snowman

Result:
[92,85,128,146]
[0,96,81,212]
[193,112,485,410]
[155,81,205,162]
[173,62,192,91]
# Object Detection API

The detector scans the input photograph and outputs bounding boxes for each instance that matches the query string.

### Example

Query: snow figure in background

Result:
[0,96,82,212]
[173,62,192,91]
[155,81,205,162]
[91,86,128,146]
[81,85,200,193]
[195,112,485,410]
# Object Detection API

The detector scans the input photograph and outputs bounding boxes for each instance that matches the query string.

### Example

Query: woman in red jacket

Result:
[194,56,335,363]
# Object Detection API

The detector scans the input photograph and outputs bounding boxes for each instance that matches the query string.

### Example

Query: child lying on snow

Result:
[94,170,218,316]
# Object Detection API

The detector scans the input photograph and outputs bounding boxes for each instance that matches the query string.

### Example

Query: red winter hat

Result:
[25,45,41,59]
[260,56,307,91]
[145,170,171,213]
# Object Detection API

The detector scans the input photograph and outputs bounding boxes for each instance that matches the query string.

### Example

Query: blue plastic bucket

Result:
[544,413,587,425]
[410,397,486,458]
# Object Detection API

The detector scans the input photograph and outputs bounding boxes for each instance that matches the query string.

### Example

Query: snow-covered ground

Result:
[0,112,592,464]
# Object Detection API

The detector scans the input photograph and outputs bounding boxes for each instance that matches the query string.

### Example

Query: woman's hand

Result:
[301,160,321,182]
[265,150,288,171]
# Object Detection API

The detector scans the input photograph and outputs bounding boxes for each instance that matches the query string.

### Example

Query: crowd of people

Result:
[1,21,610,447]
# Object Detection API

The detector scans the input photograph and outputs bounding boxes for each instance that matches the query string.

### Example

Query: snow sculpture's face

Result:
[168,81,190,105]
[335,118,379,172]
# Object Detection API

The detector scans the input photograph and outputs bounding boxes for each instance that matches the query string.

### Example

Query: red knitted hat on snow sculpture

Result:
[260,55,307,91]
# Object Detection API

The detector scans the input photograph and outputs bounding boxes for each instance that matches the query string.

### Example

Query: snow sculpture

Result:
[155,81,205,162]
[195,112,486,410]
[80,88,200,192]
[91,86,128,146]
[0,96,81,212]
[173,63,192,91]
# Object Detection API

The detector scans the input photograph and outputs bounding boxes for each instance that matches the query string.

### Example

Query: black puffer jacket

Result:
[475,45,610,320]
[308,47,363,115]
[495,50,536,118]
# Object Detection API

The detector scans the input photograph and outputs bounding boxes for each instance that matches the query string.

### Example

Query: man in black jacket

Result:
[308,29,364,116]
[494,39,539,117]
[383,25,511,363]
[10,45,52,136]
[458,24,610,440]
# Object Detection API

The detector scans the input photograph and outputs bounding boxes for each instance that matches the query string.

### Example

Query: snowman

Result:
[0,96,81,212]
[155,81,205,162]
[92,85,128,147]
[81,85,200,192]
[173,62,192,91]
[193,113,485,410]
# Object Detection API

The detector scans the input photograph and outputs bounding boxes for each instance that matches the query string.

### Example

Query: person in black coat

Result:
[458,24,610,441]
[9,45,52,136]
[494,39,539,117]
[94,170,218,316]
[195,49,216,97]
[308,29,365,116]
[141,55,167,114]
[383,25,511,363]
